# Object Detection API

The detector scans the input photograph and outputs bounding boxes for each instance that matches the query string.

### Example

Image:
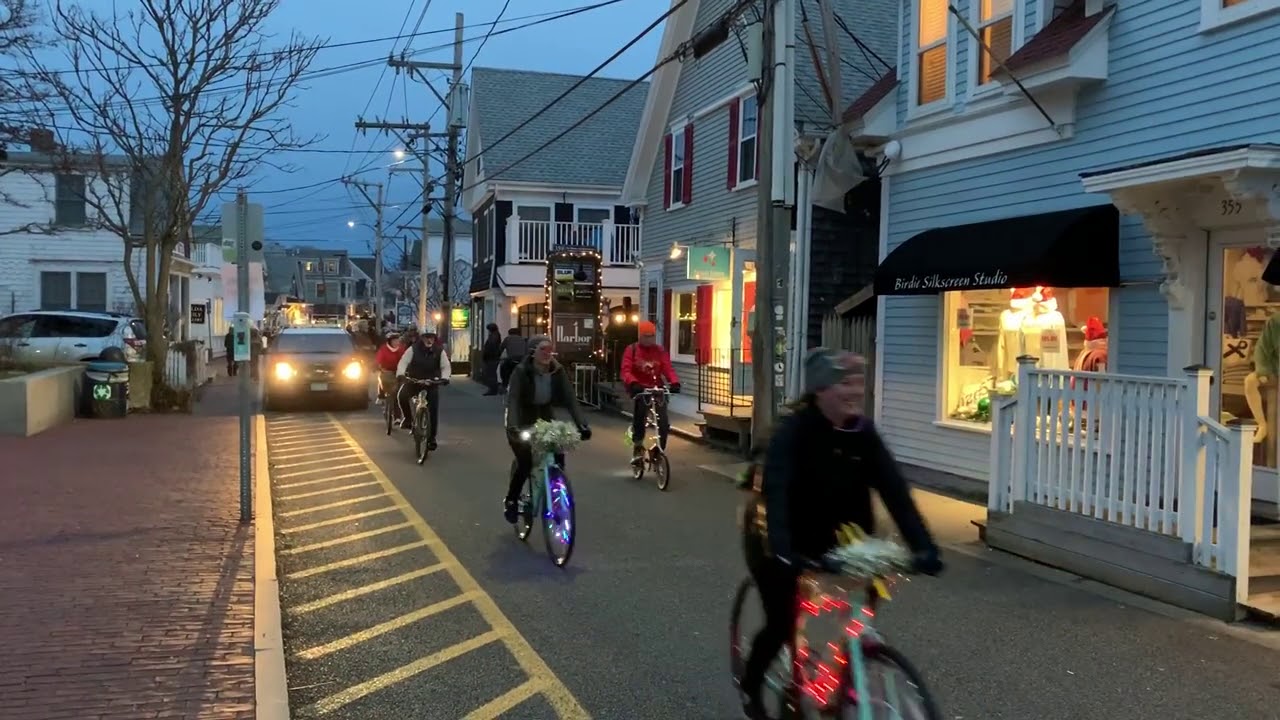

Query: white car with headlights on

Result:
[263,327,369,411]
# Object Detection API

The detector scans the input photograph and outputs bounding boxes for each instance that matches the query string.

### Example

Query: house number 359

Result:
[1221,199,1243,216]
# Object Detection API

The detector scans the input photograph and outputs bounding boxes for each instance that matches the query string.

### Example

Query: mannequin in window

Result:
[997,286,1070,377]
[995,288,1035,380]
[1225,247,1269,337]
[1246,312,1280,446]
[1073,317,1108,373]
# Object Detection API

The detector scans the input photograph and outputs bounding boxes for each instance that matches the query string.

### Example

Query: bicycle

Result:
[381,372,402,436]
[403,377,446,465]
[630,387,672,491]
[729,537,941,720]
[511,419,585,568]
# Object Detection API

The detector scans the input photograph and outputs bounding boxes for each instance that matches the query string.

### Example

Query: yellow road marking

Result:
[281,522,413,555]
[278,480,380,501]
[271,446,357,461]
[276,462,367,478]
[277,470,373,490]
[269,425,334,437]
[306,630,504,716]
[294,590,480,660]
[274,456,360,470]
[278,493,389,517]
[462,679,545,720]
[291,563,452,614]
[326,415,592,719]
[284,540,432,579]
[281,506,398,534]
[272,436,347,449]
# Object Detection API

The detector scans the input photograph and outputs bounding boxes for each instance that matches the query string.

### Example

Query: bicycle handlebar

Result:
[403,377,447,386]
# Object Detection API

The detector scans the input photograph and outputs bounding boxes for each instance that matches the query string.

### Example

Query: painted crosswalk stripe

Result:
[278,493,389,517]
[462,679,545,720]
[277,462,367,478]
[294,591,480,660]
[277,470,373,490]
[281,506,398,534]
[281,522,413,555]
[278,480,380,501]
[291,563,452,614]
[284,540,432,579]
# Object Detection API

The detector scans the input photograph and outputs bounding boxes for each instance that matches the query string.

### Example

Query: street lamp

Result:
[394,149,406,160]
[346,220,382,323]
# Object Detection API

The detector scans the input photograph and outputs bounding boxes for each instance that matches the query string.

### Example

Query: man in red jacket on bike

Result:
[620,320,681,465]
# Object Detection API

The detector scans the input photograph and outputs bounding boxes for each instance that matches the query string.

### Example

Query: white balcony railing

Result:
[509,220,640,266]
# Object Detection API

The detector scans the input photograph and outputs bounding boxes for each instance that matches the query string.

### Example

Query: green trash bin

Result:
[83,361,130,418]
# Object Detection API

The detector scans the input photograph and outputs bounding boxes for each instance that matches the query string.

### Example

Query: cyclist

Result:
[502,334,592,523]
[620,320,680,466]
[395,330,451,449]
[375,331,405,404]
[738,348,942,720]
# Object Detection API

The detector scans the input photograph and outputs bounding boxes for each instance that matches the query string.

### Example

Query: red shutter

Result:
[663,288,674,348]
[695,283,713,365]
[755,101,762,180]
[682,125,695,205]
[662,133,672,209]
[727,98,740,190]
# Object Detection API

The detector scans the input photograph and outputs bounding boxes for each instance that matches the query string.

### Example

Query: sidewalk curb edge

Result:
[608,406,704,443]
[254,414,291,720]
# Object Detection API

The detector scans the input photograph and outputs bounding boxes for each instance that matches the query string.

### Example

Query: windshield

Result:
[272,332,355,354]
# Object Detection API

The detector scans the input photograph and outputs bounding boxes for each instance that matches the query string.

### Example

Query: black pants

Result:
[397,381,439,442]
[631,395,670,450]
[483,360,500,392]
[498,359,518,388]
[226,356,237,376]
[506,434,565,502]
[742,558,800,705]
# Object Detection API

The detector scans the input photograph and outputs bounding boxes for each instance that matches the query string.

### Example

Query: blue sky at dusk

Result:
[248,0,662,255]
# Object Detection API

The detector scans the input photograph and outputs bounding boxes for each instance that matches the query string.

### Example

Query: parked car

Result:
[263,327,369,412]
[0,310,146,365]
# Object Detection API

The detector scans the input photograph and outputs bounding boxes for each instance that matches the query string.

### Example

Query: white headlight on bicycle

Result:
[519,430,531,442]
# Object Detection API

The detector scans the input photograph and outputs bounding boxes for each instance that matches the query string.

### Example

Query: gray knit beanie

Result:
[803,347,866,395]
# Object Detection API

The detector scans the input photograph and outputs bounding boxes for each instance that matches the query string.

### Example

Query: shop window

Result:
[672,291,696,361]
[742,262,757,364]
[1215,246,1280,471]
[942,286,1111,425]
[517,303,541,338]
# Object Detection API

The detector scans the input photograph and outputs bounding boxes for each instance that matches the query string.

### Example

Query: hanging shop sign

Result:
[552,313,595,355]
[190,303,207,325]
[450,307,469,330]
[686,246,730,281]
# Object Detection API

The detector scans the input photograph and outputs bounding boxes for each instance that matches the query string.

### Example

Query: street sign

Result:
[190,303,207,325]
[231,312,252,362]
[396,303,413,327]
[687,246,730,281]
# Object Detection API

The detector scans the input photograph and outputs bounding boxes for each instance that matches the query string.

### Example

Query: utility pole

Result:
[441,12,465,338]
[342,177,385,323]
[751,0,796,439]
[355,119,436,328]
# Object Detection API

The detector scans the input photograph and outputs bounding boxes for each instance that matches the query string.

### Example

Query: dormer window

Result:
[915,0,950,107]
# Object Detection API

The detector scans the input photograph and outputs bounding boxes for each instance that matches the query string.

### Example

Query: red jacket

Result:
[620,342,679,390]
[375,343,406,372]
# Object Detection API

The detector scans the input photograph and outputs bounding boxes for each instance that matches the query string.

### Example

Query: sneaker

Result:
[398,418,412,430]
[427,440,438,451]
[630,445,644,467]
[503,498,518,524]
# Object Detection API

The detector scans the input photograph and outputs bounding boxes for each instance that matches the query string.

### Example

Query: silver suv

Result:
[0,310,147,364]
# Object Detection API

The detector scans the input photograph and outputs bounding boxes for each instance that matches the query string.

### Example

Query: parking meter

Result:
[232,312,252,362]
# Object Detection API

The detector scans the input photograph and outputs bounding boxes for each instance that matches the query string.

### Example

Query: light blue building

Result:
[842,0,1280,618]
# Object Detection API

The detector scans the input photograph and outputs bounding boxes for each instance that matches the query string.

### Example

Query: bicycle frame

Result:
[792,575,891,720]
[638,389,669,452]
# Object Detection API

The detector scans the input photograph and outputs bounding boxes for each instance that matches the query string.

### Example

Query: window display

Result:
[1217,246,1278,469]
[942,286,1111,425]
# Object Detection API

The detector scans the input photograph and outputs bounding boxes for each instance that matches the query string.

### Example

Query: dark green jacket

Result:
[504,357,586,431]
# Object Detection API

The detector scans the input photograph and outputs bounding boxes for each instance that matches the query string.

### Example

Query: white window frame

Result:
[734,94,759,190]
[668,286,698,363]
[668,125,687,210]
[908,0,956,118]
[968,0,1025,97]
[575,206,613,225]
[1201,0,1280,32]
[36,268,110,312]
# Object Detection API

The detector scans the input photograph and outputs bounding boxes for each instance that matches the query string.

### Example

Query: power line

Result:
[461,0,687,169]
[462,0,512,77]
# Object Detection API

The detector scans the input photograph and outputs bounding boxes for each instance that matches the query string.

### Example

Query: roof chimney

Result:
[28,128,55,153]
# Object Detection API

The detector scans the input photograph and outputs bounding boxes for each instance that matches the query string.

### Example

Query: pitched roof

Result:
[794,0,898,129]
[470,67,648,187]
[350,256,378,280]
[841,68,897,124]
[1001,0,1115,74]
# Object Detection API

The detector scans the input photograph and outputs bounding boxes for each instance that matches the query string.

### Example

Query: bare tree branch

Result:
[22,0,324,384]
[0,0,59,211]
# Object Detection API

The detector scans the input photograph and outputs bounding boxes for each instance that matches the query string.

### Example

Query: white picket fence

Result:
[989,357,1253,599]
[164,342,211,389]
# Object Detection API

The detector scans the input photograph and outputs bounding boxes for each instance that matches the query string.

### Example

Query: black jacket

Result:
[745,402,936,564]
[482,333,502,362]
[504,357,586,431]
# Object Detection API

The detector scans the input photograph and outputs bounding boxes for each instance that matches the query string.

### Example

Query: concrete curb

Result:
[254,414,291,720]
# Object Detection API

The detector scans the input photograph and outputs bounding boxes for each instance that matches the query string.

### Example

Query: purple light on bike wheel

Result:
[546,470,573,544]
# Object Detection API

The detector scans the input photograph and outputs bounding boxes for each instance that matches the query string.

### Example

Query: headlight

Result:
[342,361,362,380]
[519,430,531,442]
[273,362,296,380]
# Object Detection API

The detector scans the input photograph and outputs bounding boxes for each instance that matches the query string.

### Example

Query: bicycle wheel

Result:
[729,577,793,720]
[418,403,434,464]
[414,408,429,465]
[542,466,575,568]
[652,447,671,491]
[384,392,394,435]
[513,461,533,542]
[842,643,942,720]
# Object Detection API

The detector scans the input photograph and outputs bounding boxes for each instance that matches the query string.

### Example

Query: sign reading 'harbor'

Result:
[892,270,1009,292]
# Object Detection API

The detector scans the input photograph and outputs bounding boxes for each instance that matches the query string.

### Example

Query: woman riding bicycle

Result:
[375,331,406,403]
[502,335,591,523]
[738,348,942,720]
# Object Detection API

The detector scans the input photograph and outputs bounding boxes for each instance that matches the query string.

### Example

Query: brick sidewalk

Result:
[0,379,256,719]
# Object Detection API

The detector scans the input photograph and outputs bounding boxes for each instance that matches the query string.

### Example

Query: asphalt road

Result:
[266,380,1280,720]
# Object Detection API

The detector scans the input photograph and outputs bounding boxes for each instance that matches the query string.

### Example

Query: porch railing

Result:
[164,341,210,389]
[696,347,753,416]
[510,220,640,266]
[988,356,1253,599]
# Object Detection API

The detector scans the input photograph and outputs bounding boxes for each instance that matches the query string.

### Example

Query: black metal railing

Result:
[696,347,753,415]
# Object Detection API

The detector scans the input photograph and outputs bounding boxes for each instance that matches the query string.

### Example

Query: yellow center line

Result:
[276,462,367,478]
[462,679,545,720]
[281,506,399,534]
[324,414,592,719]
[281,521,413,555]
[274,456,361,470]
[271,446,357,461]
[291,562,452,614]
[306,630,503,716]
[278,493,389,517]
[278,480,381,502]
[277,470,373,490]
[294,590,481,660]
[284,540,432,579]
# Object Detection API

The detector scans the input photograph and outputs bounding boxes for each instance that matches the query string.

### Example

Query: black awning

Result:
[873,205,1120,296]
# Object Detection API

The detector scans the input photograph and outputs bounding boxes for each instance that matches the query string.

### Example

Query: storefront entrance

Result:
[1206,228,1280,508]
